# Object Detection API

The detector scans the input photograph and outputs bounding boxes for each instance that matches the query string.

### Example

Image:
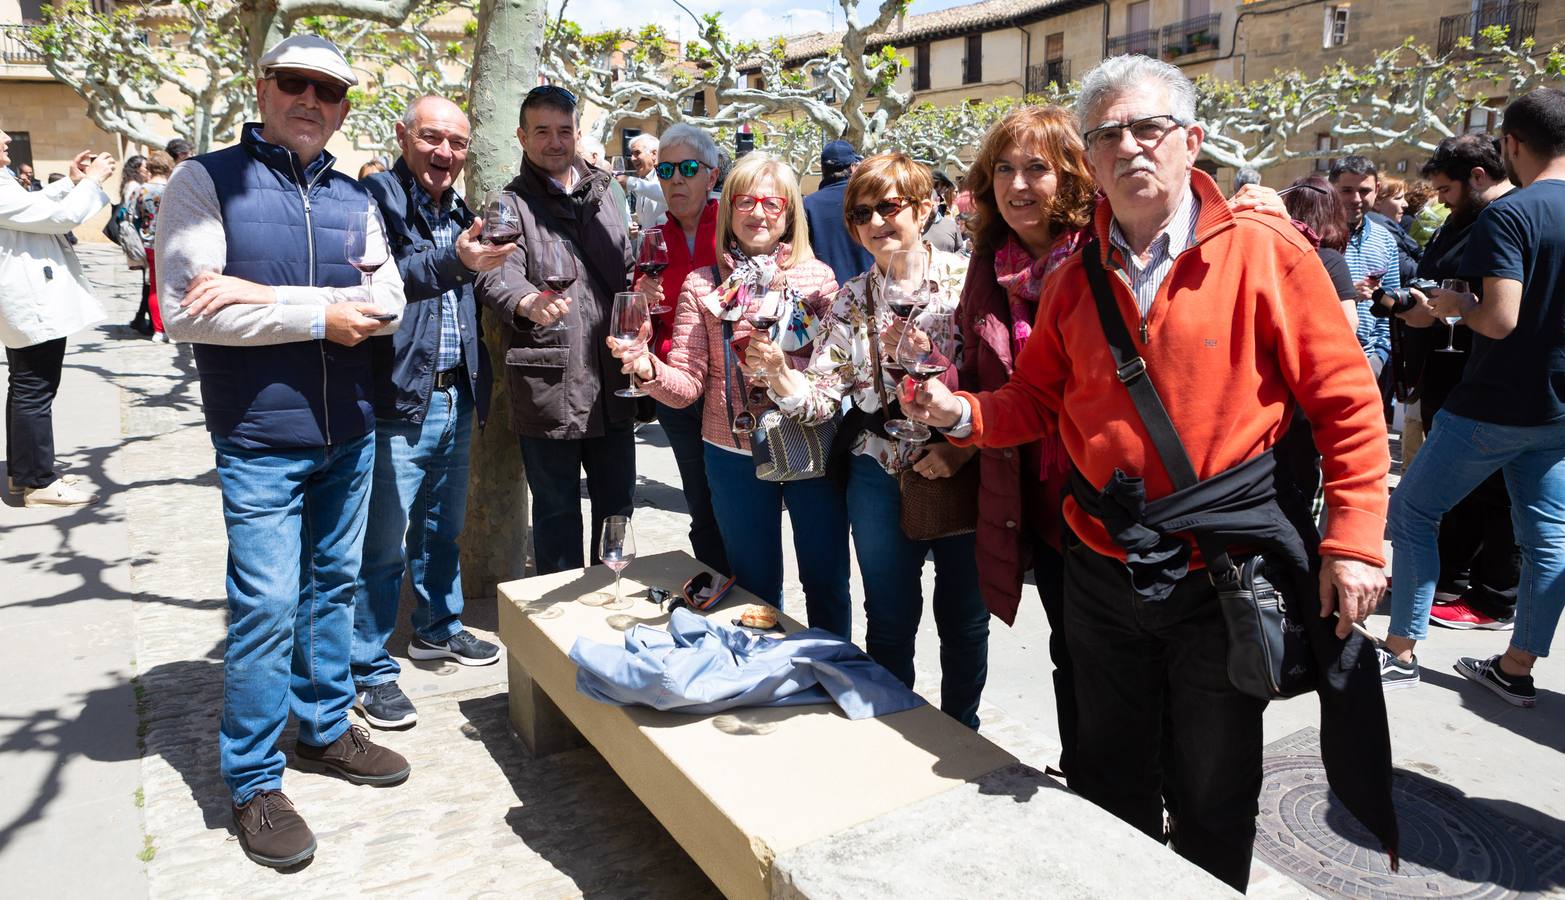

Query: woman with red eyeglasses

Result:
[759,152,987,730]
[607,152,851,637]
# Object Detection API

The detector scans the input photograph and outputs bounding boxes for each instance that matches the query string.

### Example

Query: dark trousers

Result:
[5,338,68,489]
[657,400,730,576]
[518,424,636,575]
[1437,471,1520,616]
[1031,537,1076,776]
[1063,538,1266,892]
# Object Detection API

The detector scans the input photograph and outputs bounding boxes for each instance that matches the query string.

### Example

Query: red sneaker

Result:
[1429,602,1514,631]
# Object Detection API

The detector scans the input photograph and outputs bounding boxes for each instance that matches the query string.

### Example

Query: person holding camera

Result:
[1382,89,1565,709]
[1,134,116,506]
[1376,137,1519,671]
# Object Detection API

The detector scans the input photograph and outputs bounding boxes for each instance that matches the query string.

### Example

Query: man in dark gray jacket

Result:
[352,96,515,729]
[476,85,636,575]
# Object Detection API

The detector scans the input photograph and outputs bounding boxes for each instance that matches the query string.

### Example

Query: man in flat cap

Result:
[155,33,410,868]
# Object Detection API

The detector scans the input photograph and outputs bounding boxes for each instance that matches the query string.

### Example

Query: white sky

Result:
[551,0,976,43]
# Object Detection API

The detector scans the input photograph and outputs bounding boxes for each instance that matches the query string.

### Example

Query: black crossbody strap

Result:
[1082,240,1238,583]
[721,319,738,431]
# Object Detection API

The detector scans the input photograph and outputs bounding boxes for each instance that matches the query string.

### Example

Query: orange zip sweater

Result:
[952,169,1389,568]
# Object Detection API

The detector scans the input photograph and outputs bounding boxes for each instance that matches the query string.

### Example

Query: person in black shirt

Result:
[1384,88,1565,710]
[1386,135,1518,632]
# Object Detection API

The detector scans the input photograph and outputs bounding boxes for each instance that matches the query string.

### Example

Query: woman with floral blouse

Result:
[607,152,851,637]
[755,153,987,729]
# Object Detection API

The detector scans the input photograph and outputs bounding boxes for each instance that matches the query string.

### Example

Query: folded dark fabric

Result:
[1070,449,1400,864]
[569,608,926,720]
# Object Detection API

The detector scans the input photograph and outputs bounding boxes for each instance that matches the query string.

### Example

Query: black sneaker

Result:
[1377,646,1420,691]
[233,790,316,868]
[409,629,500,667]
[355,681,418,729]
[1455,655,1537,708]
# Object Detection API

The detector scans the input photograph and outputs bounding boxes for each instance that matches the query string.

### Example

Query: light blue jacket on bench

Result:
[569,608,925,720]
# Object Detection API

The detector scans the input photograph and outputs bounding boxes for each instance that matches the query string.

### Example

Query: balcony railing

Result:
[1161,13,1223,59]
[1106,29,1157,58]
[1437,1,1537,56]
[2,24,45,65]
[1026,58,1071,93]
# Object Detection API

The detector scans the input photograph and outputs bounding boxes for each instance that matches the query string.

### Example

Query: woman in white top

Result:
[0,128,117,506]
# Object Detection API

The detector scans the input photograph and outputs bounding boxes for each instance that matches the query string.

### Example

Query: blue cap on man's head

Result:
[821,140,862,170]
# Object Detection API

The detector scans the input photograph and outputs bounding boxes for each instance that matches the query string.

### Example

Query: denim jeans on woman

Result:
[844,452,988,729]
[213,431,373,805]
[702,443,851,639]
[352,379,474,688]
[1389,409,1565,655]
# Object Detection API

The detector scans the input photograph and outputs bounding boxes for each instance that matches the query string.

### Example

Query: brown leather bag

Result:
[899,459,979,541]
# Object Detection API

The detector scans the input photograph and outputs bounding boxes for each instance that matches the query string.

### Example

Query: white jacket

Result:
[0,173,109,348]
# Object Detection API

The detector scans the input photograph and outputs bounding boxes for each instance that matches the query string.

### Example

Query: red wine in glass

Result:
[905,362,949,381]
[544,274,576,293]
[482,226,521,247]
[747,313,782,331]
[351,260,384,276]
[638,229,672,313]
[888,298,918,319]
[637,261,667,277]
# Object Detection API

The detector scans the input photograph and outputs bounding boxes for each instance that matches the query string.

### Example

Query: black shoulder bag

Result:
[1082,242,1305,700]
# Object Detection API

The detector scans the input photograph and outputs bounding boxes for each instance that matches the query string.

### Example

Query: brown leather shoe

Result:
[294,724,411,786]
[233,790,316,868]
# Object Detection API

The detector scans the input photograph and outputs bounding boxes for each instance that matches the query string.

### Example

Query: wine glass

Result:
[638,228,672,314]
[1438,278,1468,353]
[345,206,389,291]
[884,304,957,444]
[481,190,522,288]
[610,155,628,177]
[600,516,636,610]
[611,291,650,398]
[535,240,576,334]
[883,248,929,320]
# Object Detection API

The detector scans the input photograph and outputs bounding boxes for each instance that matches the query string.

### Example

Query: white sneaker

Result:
[24,478,97,507]
[9,473,83,497]
[153,331,170,343]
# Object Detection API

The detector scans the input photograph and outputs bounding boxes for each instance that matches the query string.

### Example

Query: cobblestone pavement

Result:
[6,248,1561,898]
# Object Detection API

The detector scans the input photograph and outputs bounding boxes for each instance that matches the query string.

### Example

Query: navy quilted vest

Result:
[191,123,375,450]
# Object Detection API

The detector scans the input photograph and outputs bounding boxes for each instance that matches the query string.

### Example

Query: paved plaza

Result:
[2,247,1561,898]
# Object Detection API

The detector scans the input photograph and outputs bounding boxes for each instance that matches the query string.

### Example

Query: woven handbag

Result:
[898,458,978,540]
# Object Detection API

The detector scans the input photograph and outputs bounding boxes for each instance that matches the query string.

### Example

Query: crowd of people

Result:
[3,30,1563,890]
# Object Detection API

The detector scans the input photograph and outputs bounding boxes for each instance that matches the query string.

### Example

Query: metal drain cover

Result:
[1257,729,1565,899]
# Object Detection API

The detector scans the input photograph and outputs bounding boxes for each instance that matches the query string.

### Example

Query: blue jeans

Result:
[352,380,474,687]
[213,431,373,805]
[658,400,730,576]
[519,423,636,575]
[844,453,988,729]
[703,442,852,638]
[1389,409,1565,655]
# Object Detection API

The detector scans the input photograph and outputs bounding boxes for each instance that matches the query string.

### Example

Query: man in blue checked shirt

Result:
[1331,155,1402,377]
[355,95,516,729]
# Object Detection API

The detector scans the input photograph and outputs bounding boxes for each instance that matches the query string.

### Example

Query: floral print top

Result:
[774,246,969,475]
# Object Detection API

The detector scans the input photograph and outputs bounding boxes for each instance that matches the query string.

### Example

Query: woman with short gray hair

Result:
[628,123,731,575]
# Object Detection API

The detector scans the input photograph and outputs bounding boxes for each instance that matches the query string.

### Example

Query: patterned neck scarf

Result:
[992,229,1085,357]
[703,241,822,352]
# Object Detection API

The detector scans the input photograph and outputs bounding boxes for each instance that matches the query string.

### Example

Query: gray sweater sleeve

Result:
[154,164,405,345]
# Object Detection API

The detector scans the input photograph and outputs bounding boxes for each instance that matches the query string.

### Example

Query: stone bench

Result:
[498,549,1233,899]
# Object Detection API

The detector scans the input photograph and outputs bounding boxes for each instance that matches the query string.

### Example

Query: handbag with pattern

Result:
[721,321,836,482]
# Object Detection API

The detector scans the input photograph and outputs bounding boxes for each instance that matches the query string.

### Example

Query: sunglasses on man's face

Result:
[269,73,348,105]
[656,159,710,180]
[847,196,914,226]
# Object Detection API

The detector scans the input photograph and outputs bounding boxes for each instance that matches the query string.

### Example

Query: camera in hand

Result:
[1371,277,1440,318]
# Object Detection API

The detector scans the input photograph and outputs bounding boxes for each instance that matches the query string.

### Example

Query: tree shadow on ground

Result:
[455,693,722,899]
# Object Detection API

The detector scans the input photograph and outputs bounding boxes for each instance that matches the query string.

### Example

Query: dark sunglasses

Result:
[269,73,348,105]
[848,196,914,226]
[656,159,711,179]
[527,84,577,105]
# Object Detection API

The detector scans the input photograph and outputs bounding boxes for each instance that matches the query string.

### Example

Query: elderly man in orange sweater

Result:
[905,56,1393,890]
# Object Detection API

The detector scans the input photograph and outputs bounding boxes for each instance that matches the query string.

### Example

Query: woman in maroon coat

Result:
[956,106,1095,774]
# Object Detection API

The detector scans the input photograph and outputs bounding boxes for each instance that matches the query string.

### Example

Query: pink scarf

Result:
[991,229,1084,480]
[992,229,1085,358]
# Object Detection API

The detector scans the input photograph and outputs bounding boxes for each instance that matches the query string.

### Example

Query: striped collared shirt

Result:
[1106,187,1202,322]
[413,182,464,373]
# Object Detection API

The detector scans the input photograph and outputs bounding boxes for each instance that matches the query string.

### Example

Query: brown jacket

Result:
[477,157,635,439]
